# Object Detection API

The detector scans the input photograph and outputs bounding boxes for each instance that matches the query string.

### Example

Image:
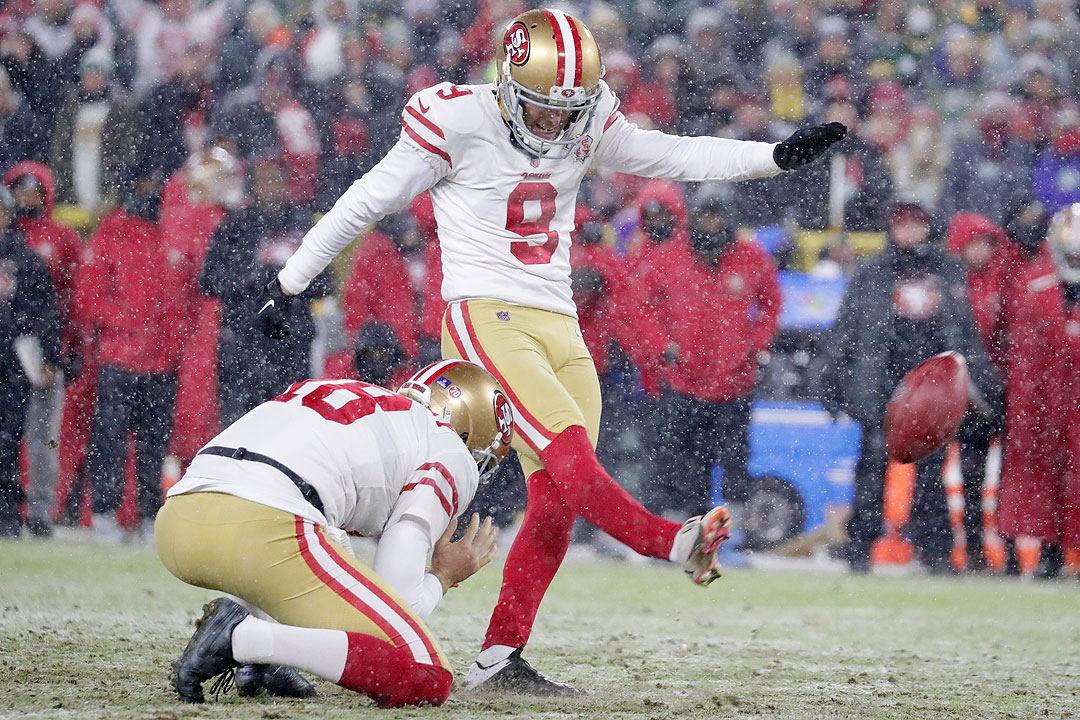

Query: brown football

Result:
[884,351,971,463]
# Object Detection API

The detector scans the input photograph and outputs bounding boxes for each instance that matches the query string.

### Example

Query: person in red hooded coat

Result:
[3,161,81,536]
[944,212,1018,570]
[998,202,1080,577]
[160,145,239,466]
[569,206,652,501]
[644,193,780,519]
[77,165,183,541]
[621,180,692,399]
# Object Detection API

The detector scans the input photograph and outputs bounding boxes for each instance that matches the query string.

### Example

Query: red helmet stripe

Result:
[543,8,567,86]
[411,359,468,385]
[567,16,583,86]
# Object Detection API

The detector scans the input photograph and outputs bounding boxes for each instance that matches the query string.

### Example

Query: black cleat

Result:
[171,597,248,703]
[235,664,316,698]
[464,648,581,697]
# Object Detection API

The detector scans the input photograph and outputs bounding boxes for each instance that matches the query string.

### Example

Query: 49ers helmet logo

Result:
[493,392,514,445]
[504,22,530,65]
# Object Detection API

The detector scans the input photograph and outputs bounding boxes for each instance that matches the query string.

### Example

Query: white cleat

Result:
[677,506,732,586]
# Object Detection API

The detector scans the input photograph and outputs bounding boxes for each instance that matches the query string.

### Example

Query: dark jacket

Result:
[3,161,82,358]
[199,204,333,355]
[823,243,1002,431]
[793,134,893,231]
[75,208,182,374]
[49,86,135,206]
[0,228,60,382]
[0,99,48,170]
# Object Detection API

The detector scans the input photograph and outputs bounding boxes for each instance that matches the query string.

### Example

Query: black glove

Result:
[255,278,293,340]
[773,122,847,171]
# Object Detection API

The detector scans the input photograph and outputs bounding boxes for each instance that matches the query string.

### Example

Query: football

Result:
[884,351,971,463]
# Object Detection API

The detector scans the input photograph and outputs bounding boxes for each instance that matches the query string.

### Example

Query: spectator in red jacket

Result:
[624,180,689,276]
[646,193,781,519]
[323,196,443,383]
[621,181,691,397]
[998,202,1080,577]
[3,161,80,537]
[944,212,1017,570]
[342,214,425,364]
[160,144,238,466]
[78,165,180,542]
[569,207,656,507]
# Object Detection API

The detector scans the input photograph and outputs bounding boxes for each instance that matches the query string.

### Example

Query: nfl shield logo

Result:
[497,311,511,321]
[435,376,452,389]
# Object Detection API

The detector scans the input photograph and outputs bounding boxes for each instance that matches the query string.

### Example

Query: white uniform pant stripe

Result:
[300,521,434,665]
[447,302,552,452]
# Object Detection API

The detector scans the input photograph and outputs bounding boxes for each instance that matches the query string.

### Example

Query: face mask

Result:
[1007,212,1048,257]
[126,192,161,222]
[13,204,44,220]
[689,226,735,259]
[644,221,674,244]
[577,220,604,246]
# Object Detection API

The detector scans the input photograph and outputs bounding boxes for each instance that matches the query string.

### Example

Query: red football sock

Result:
[483,470,576,650]
[540,426,680,559]
[339,632,452,708]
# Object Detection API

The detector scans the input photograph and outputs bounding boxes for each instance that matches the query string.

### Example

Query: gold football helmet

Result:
[397,360,514,484]
[495,8,604,158]
[1048,202,1080,283]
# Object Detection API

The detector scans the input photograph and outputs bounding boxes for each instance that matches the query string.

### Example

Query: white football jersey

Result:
[168,378,479,547]
[278,81,782,317]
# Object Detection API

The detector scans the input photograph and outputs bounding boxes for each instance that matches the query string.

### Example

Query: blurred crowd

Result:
[0,0,1078,578]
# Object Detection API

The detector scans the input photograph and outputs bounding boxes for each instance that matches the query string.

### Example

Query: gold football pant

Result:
[441,299,601,479]
[154,492,448,670]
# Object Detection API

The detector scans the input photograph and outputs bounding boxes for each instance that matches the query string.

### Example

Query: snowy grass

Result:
[2,535,1078,719]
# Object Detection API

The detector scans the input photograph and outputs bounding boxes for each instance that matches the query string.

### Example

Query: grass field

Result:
[2,536,1078,720]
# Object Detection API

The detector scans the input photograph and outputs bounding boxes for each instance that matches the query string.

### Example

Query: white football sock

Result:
[669,517,699,564]
[231,616,349,683]
[476,644,515,667]
[462,644,518,689]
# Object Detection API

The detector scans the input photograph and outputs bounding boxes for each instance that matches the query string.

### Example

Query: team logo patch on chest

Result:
[572,134,594,162]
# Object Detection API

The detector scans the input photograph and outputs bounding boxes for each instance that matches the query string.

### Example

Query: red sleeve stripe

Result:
[418,462,459,514]
[404,105,445,139]
[401,477,454,517]
[402,120,452,167]
[604,111,622,131]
